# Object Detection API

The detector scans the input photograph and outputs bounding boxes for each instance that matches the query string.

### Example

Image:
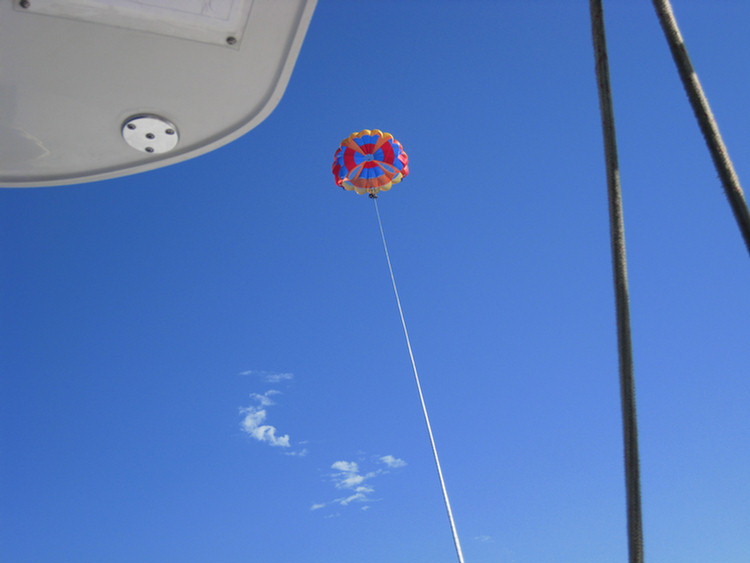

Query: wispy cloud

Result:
[250,390,280,407]
[239,391,290,448]
[238,373,307,455]
[330,460,378,507]
[311,455,406,512]
[331,460,374,490]
[380,455,406,468]
[239,370,294,383]
[240,404,290,447]
[474,535,493,543]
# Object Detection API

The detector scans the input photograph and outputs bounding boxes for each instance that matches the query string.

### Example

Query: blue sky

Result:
[2,2,749,562]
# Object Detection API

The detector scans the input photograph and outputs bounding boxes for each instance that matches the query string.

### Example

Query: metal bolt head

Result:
[20,0,31,8]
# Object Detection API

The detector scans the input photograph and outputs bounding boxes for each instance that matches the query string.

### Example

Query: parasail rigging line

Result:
[373,197,466,563]
[590,2,644,563]
[651,0,750,255]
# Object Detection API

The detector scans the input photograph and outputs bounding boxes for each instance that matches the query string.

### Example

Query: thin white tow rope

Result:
[373,197,466,563]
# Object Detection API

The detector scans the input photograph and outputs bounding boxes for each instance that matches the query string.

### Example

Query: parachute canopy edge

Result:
[332,129,409,196]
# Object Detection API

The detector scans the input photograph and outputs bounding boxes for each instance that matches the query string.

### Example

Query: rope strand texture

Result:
[590,2,644,563]
[652,0,750,255]
[373,198,466,563]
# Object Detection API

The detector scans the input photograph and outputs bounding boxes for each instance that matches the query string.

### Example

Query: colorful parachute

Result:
[332,129,409,196]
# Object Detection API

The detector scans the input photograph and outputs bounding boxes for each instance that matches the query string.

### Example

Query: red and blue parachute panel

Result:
[332,129,409,195]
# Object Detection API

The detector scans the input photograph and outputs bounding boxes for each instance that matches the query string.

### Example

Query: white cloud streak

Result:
[331,461,379,492]
[239,391,291,448]
[238,374,306,454]
[331,460,357,473]
[380,455,406,468]
[240,405,290,447]
[239,370,294,383]
[337,490,369,506]
[250,390,279,407]
[312,454,406,513]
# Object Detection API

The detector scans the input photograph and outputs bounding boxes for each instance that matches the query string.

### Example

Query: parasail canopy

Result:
[332,129,409,196]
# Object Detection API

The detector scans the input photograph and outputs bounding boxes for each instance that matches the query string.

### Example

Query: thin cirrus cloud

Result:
[310,455,406,512]
[250,390,279,407]
[239,369,294,383]
[380,455,406,468]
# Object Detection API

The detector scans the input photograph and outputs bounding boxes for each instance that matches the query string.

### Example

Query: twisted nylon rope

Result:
[652,0,750,255]
[589,2,644,563]
[373,197,466,563]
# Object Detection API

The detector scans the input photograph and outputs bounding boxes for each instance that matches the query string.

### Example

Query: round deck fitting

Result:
[122,115,179,154]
